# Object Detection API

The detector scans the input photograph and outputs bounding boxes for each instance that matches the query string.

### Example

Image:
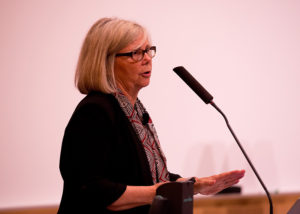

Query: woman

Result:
[58,17,245,214]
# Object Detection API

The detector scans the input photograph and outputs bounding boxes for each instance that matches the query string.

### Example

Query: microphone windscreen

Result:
[142,112,149,125]
[173,66,213,104]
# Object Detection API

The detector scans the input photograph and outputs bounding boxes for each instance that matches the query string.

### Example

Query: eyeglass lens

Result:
[132,47,156,61]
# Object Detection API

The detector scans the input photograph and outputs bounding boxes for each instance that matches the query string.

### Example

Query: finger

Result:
[223,180,240,189]
[229,170,245,180]
[195,178,216,186]
[221,175,243,183]
[216,176,242,188]
[223,170,245,179]
[214,175,243,188]
[214,170,245,182]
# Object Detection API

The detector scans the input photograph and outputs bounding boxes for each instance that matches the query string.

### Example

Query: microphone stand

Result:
[173,65,273,213]
[210,101,273,214]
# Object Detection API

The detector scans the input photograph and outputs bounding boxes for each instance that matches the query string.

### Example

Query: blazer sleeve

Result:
[169,172,182,181]
[59,100,126,209]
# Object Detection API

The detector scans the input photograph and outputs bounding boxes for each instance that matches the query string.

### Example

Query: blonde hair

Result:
[75,17,149,94]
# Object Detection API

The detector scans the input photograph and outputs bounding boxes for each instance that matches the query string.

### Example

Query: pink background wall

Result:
[0,0,299,208]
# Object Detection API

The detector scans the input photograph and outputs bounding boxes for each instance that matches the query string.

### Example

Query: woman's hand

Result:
[177,170,245,195]
[193,170,245,195]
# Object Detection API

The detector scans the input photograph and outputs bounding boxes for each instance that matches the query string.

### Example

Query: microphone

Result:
[173,66,274,214]
[173,66,213,104]
[142,112,150,125]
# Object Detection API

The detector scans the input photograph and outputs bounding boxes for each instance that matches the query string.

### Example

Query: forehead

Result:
[121,33,150,52]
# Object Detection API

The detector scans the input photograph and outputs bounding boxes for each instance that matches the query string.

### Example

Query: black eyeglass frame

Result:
[115,46,156,61]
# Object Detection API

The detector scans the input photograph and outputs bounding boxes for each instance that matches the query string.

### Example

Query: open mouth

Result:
[141,71,151,77]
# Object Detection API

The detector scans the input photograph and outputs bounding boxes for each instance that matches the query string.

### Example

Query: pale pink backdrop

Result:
[0,0,299,209]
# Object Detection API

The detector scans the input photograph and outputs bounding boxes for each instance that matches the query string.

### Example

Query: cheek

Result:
[121,64,140,78]
[114,67,135,84]
[114,61,127,79]
[114,60,142,82]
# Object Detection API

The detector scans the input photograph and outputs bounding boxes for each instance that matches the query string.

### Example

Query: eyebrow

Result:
[133,44,151,51]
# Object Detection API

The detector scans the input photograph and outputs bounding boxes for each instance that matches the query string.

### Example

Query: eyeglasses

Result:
[115,46,156,62]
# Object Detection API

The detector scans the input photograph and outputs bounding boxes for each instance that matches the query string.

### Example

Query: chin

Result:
[144,80,151,87]
[143,79,151,86]
[138,81,150,91]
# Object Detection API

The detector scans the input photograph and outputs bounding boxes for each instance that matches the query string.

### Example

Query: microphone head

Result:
[142,112,150,125]
[173,66,213,104]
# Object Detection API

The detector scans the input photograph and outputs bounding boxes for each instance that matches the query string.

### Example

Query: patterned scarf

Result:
[114,90,169,183]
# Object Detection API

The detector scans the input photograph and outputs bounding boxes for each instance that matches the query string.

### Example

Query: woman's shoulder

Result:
[71,91,122,121]
[77,91,117,110]
[66,91,121,129]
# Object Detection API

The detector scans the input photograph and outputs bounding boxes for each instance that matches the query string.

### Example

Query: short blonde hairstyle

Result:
[75,17,149,94]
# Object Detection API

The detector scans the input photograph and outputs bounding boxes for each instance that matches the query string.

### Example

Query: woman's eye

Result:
[134,50,142,55]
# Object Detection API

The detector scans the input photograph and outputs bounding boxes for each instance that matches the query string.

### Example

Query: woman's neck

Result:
[117,84,138,106]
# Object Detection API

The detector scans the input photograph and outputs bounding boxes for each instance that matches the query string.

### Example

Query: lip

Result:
[141,71,151,78]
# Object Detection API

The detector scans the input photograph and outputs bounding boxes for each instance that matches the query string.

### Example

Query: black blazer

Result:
[58,91,180,214]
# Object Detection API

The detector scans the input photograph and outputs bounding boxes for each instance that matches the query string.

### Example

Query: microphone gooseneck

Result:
[173,66,273,214]
[210,101,273,214]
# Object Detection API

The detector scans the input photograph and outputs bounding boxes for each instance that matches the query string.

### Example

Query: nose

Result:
[143,52,152,62]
